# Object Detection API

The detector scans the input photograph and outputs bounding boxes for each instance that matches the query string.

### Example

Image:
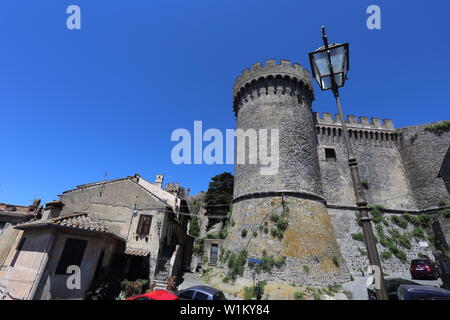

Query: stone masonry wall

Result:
[224,196,350,286]
[329,208,434,276]
[315,112,417,211]
[399,122,450,209]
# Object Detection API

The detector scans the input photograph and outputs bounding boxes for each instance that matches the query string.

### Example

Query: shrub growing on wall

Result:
[351,233,364,241]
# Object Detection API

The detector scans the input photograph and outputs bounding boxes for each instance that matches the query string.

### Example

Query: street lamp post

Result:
[308,26,388,300]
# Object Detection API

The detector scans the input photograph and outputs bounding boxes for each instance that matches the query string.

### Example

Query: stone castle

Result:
[222,59,450,285]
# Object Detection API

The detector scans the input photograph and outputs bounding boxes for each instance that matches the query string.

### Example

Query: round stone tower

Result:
[223,59,349,285]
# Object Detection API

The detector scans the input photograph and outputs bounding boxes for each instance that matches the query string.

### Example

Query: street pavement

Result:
[342,275,443,300]
[178,272,443,300]
[177,272,241,300]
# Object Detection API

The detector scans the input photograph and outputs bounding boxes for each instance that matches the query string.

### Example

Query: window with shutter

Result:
[137,215,152,236]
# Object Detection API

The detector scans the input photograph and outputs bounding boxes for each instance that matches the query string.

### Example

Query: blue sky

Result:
[1,1,449,205]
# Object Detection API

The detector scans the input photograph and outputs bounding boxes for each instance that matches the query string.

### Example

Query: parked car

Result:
[436,258,450,290]
[397,285,450,300]
[367,278,423,300]
[175,286,227,300]
[126,289,179,300]
[410,258,439,279]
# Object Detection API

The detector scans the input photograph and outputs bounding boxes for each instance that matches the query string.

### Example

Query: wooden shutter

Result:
[137,215,152,236]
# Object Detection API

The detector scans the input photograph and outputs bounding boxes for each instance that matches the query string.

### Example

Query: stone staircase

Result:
[153,278,168,290]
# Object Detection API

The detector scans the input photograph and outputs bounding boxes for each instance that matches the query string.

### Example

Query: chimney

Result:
[155,174,164,188]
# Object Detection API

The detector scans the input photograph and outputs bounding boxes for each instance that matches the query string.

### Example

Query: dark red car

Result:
[410,259,439,280]
[126,289,179,300]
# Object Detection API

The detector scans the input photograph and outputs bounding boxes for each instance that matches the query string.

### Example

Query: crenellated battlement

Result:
[233,60,314,115]
[314,112,399,147]
[314,112,395,131]
[233,59,313,96]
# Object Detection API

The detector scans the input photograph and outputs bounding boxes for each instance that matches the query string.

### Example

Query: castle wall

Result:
[399,122,450,209]
[315,113,417,211]
[226,196,349,286]
[328,208,434,276]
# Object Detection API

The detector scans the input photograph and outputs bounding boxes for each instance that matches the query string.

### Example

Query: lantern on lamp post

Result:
[308,26,388,300]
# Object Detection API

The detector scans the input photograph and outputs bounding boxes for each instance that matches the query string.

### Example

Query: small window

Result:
[325,148,337,162]
[136,215,152,236]
[56,238,87,275]
[213,292,226,300]
[178,290,195,300]
[195,291,209,300]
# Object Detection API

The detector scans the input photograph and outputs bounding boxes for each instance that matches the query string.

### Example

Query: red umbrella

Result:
[126,290,179,300]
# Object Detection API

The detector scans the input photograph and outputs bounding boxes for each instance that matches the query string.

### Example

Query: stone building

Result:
[0,199,43,273]
[222,60,450,285]
[0,174,193,300]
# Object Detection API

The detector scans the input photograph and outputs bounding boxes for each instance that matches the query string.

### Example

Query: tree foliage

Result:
[204,172,234,224]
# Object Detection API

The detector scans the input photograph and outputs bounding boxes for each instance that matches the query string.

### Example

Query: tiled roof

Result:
[0,202,40,216]
[16,212,125,241]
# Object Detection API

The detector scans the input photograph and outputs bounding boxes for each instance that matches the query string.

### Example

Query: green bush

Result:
[375,224,384,237]
[332,256,340,267]
[120,279,150,298]
[358,248,367,256]
[243,286,255,300]
[303,265,310,274]
[254,281,267,300]
[410,226,425,239]
[293,291,305,300]
[227,250,248,280]
[418,214,432,227]
[404,213,421,226]
[369,205,384,224]
[387,228,401,238]
[389,245,407,263]
[274,256,287,269]
[424,120,450,136]
[270,213,280,223]
[193,238,204,255]
[390,215,408,229]
[276,217,289,232]
[398,234,412,250]
[252,231,258,237]
[270,227,283,240]
[351,233,364,242]
[326,283,342,295]
[380,251,392,261]
[241,229,248,238]
[312,291,321,300]
[219,227,228,239]
[188,217,200,237]
[242,281,267,300]
[256,251,286,274]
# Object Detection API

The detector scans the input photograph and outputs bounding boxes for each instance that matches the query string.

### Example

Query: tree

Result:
[204,172,234,226]
[188,216,200,237]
